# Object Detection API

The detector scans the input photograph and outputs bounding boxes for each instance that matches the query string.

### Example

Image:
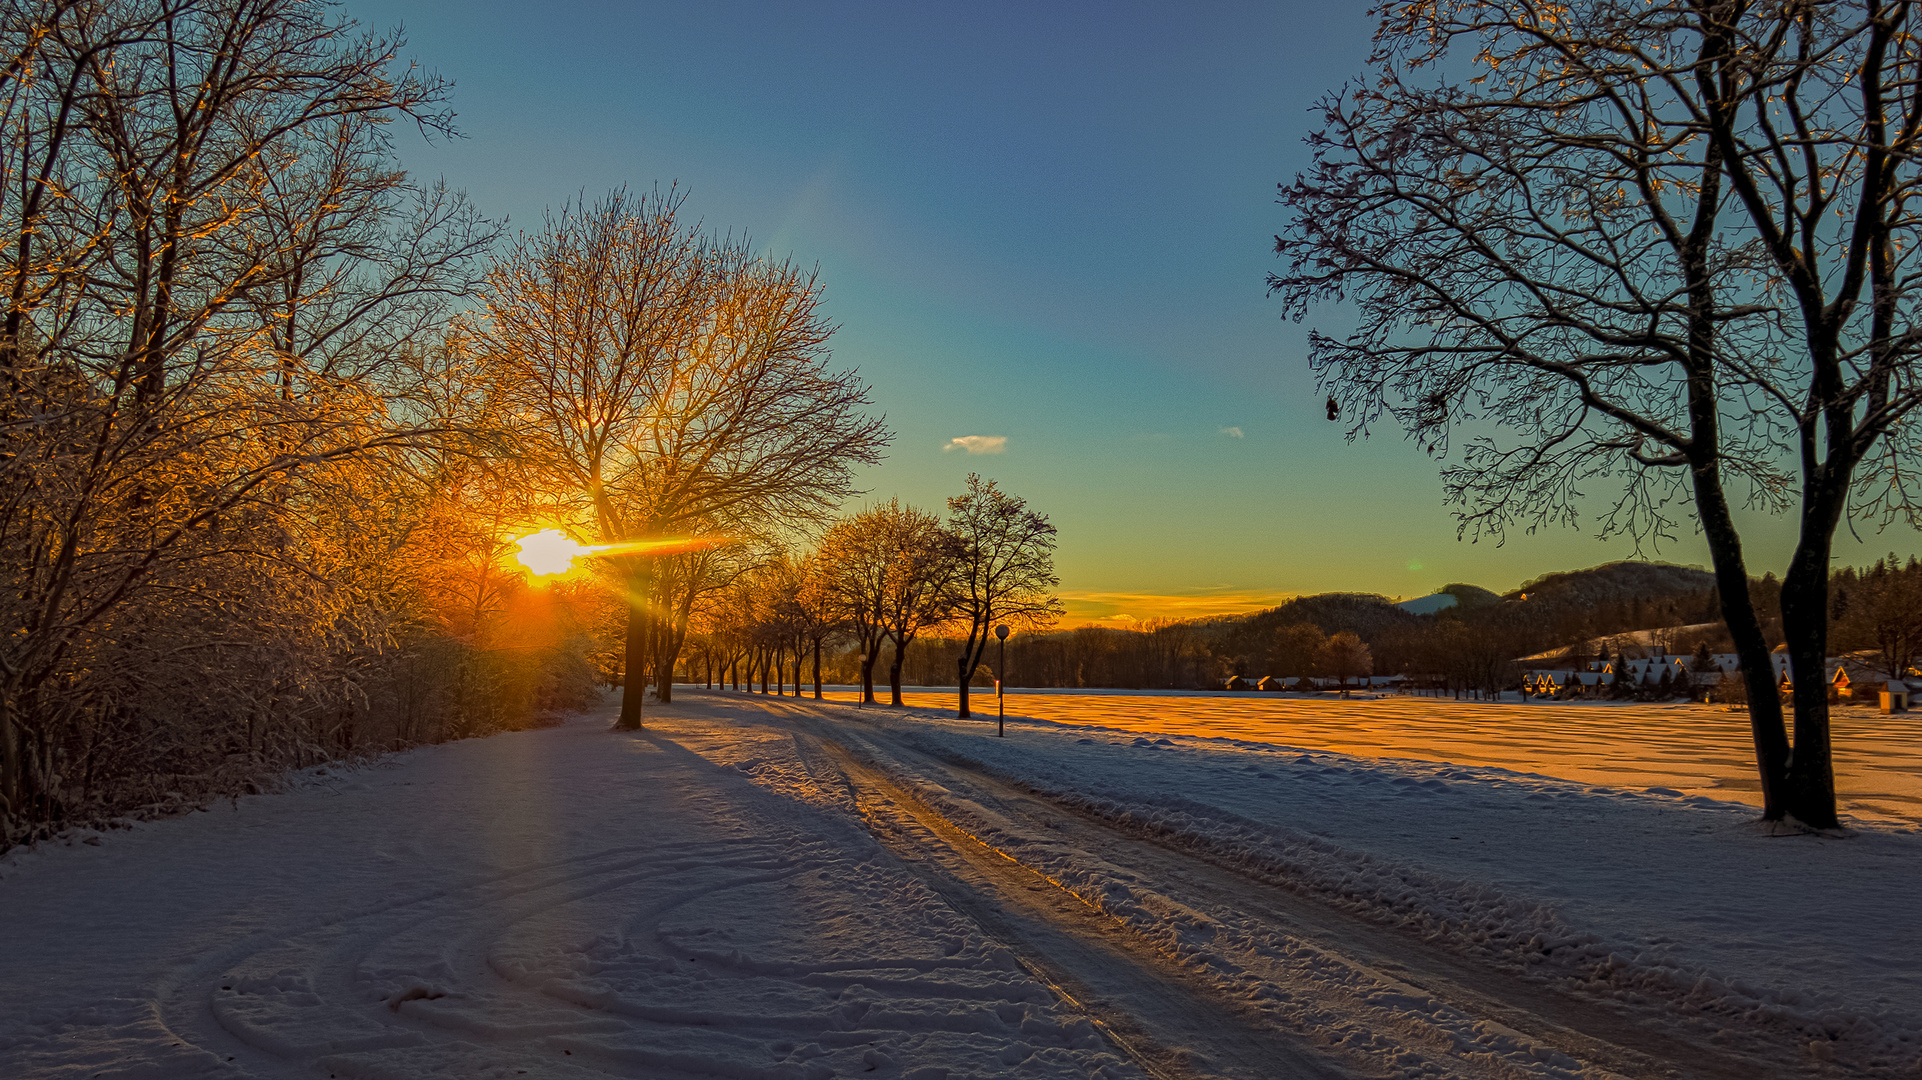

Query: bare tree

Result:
[876,504,956,706]
[945,475,1062,718]
[477,189,889,730]
[0,0,488,840]
[793,552,841,698]
[645,534,753,703]
[1273,1,1922,827]
[816,502,940,705]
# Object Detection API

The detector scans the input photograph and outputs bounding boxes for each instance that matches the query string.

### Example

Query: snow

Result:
[4,689,1919,1077]
[832,697,1922,1074]
[0,703,1136,1079]
[825,687,1922,828]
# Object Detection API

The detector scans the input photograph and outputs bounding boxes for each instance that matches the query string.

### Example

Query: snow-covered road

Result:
[4,691,1918,1079]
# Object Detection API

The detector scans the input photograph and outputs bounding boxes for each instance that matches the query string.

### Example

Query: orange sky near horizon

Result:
[1056,588,1307,627]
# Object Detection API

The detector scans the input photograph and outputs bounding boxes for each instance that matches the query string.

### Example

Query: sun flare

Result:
[514,530,731,576]
[515,529,590,576]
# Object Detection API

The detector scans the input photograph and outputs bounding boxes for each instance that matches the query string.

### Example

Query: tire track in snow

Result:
[150,838,796,1074]
[130,711,1139,1080]
[738,695,1784,1079]
[787,716,1355,1080]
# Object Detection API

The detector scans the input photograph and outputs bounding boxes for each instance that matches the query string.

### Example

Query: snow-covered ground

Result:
[832,701,1922,1069]
[820,687,1922,828]
[3,690,1918,1078]
[0,701,1137,1080]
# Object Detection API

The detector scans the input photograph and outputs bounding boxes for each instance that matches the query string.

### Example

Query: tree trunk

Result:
[955,625,989,719]
[889,637,906,706]
[812,639,823,699]
[650,614,674,704]
[653,627,674,704]
[616,576,651,730]
[957,655,972,719]
[0,690,24,838]
[859,644,878,704]
[1692,461,1791,817]
[1780,479,1849,829]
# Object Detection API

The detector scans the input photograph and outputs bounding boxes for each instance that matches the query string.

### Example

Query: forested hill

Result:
[1504,561,1717,610]
[1243,592,1422,641]
[889,562,1732,691]
[1209,561,1725,670]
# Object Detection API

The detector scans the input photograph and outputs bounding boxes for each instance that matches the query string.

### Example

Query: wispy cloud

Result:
[1219,426,1244,439]
[1056,588,1299,627]
[944,435,1007,455]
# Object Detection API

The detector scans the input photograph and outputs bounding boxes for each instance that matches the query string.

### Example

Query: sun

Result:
[515,529,589,576]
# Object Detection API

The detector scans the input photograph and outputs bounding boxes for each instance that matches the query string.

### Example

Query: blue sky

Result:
[350,0,1922,623]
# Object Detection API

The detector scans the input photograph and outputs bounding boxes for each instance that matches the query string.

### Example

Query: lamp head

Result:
[994,624,1010,640]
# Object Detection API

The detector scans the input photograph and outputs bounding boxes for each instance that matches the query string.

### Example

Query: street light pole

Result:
[994,624,1010,737]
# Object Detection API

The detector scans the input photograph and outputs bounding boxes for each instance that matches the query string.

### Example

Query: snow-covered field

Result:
[823,687,1922,828]
[3,690,1918,1078]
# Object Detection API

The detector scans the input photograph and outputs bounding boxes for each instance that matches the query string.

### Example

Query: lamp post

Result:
[994,624,1010,737]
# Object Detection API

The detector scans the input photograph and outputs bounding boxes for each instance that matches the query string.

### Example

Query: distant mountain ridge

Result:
[1212,561,1722,655]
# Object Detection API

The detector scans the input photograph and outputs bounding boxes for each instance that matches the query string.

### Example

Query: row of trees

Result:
[812,551,1922,701]
[656,476,1063,718]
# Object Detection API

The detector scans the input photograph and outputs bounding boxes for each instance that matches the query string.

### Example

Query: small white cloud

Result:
[1219,426,1244,439]
[945,435,1007,455]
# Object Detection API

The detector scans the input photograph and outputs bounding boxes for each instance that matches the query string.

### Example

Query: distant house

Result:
[1256,676,1288,691]
[1523,670,1572,695]
[1764,647,1852,694]
[1223,675,1253,691]
[1524,668,1608,697]
[1882,680,1911,712]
